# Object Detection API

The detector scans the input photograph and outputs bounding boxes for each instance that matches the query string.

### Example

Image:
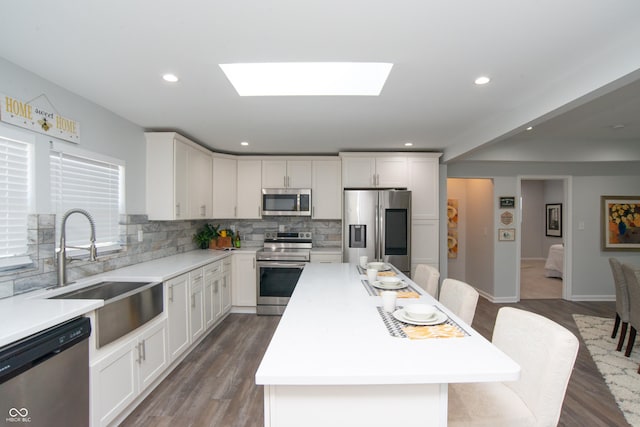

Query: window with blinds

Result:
[0,136,30,260]
[50,150,123,249]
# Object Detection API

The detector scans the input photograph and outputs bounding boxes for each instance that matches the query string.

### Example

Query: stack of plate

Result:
[392,306,447,326]
[371,276,407,290]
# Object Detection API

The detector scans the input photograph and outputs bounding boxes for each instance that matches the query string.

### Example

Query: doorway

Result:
[517,176,571,300]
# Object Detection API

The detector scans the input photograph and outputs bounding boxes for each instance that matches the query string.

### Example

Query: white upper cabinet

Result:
[262,159,312,188]
[340,154,407,188]
[189,147,213,219]
[407,156,440,220]
[145,132,212,220]
[236,160,262,219]
[312,159,342,219]
[212,155,237,218]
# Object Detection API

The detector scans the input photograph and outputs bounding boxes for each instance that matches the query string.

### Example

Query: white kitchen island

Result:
[255,263,520,427]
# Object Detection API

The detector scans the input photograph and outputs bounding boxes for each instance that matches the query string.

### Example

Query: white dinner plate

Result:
[366,262,391,271]
[371,280,408,290]
[392,309,448,326]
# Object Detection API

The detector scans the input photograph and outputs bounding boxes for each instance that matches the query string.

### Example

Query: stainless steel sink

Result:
[50,280,155,302]
[50,280,163,348]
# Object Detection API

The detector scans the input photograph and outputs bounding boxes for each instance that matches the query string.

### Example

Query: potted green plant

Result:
[193,224,219,249]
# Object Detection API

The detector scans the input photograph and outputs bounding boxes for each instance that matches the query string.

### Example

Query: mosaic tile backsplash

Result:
[0,215,341,299]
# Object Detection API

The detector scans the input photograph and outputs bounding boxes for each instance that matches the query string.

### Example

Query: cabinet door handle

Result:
[136,342,143,364]
[175,203,181,217]
[234,206,237,217]
[169,285,174,302]
[142,339,146,361]
[253,257,255,269]
[201,205,206,217]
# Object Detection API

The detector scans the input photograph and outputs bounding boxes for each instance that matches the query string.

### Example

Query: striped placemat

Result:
[360,279,422,296]
[376,306,470,339]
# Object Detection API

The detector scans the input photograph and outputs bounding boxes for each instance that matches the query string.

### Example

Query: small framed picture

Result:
[545,203,562,237]
[499,197,515,209]
[498,228,515,241]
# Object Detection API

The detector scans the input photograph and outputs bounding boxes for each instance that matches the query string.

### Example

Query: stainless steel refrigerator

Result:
[343,189,411,274]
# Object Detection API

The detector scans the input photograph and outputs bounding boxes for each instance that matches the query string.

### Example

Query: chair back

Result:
[621,263,640,328]
[609,258,630,322]
[438,278,479,325]
[413,264,440,298]
[492,307,579,427]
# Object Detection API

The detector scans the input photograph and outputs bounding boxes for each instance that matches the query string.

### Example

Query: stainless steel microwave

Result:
[262,188,311,216]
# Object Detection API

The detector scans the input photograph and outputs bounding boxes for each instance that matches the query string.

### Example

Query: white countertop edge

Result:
[255,368,521,386]
[0,299,103,347]
[1,249,256,348]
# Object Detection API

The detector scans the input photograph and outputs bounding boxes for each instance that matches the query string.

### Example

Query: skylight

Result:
[219,62,393,96]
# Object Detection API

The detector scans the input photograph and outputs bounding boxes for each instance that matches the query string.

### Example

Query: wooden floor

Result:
[121,298,629,427]
[520,259,563,299]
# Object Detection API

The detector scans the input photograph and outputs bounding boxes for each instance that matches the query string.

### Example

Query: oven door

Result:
[256,261,306,315]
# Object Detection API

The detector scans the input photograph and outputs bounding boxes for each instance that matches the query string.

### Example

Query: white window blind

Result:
[0,136,30,259]
[50,150,122,248]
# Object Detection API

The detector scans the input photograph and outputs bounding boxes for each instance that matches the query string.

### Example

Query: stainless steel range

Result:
[256,231,312,315]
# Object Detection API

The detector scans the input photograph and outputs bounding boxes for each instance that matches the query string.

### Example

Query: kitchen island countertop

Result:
[255,262,520,427]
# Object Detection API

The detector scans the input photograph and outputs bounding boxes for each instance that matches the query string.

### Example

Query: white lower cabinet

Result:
[204,261,224,327]
[90,256,235,426]
[222,257,233,313]
[232,252,257,307]
[189,269,205,342]
[166,273,190,361]
[91,318,167,427]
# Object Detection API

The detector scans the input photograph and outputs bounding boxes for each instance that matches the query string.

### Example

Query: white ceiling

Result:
[1,1,640,163]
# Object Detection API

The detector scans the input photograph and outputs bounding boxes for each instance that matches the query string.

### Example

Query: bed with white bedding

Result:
[544,244,564,278]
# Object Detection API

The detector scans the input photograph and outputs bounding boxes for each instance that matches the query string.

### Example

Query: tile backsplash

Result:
[0,214,341,298]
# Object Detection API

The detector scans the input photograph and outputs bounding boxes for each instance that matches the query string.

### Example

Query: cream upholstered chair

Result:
[621,263,640,372]
[448,307,579,427]
[609,258,630,351]
[413,264,440,298]
[438,278,479,325]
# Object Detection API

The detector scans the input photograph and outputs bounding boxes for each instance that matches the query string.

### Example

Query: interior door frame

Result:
[515,175,572,301]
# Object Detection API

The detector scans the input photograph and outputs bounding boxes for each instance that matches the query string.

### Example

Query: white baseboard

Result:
[568,295,615,302]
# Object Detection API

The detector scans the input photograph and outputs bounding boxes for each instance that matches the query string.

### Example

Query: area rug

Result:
[573,314,640,426]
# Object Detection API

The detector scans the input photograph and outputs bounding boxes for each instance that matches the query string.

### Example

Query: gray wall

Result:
[448,161,640,301]
[521,180,545,258]
[0,57,147,214]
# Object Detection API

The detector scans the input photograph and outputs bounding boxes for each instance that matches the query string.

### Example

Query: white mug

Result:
[366,268,377,283]
[360,256,368,268]
[381,291,397,313]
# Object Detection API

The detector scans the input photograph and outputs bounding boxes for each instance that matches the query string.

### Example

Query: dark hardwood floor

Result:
[121,298,629,427]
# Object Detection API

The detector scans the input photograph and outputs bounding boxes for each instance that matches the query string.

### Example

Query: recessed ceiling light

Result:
[526,126,533,131]
[162,73,179,83]
[219,62,393,96]
[240,141,249,146]
[474,76,491,85]
[404,142,413,147]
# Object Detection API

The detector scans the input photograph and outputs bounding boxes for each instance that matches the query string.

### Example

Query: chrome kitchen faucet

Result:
[56,208,98,287]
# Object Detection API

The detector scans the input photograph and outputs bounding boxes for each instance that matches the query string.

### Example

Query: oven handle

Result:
[257,261,307,269]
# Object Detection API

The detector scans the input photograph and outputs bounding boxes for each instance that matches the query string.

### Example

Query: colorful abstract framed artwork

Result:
[601,195,640,251]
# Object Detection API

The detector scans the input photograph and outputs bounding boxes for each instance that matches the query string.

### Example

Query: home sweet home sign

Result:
[1,93,80,143]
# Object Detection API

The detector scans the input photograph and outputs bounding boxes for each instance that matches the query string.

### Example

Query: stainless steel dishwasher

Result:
[0,316,91,427]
